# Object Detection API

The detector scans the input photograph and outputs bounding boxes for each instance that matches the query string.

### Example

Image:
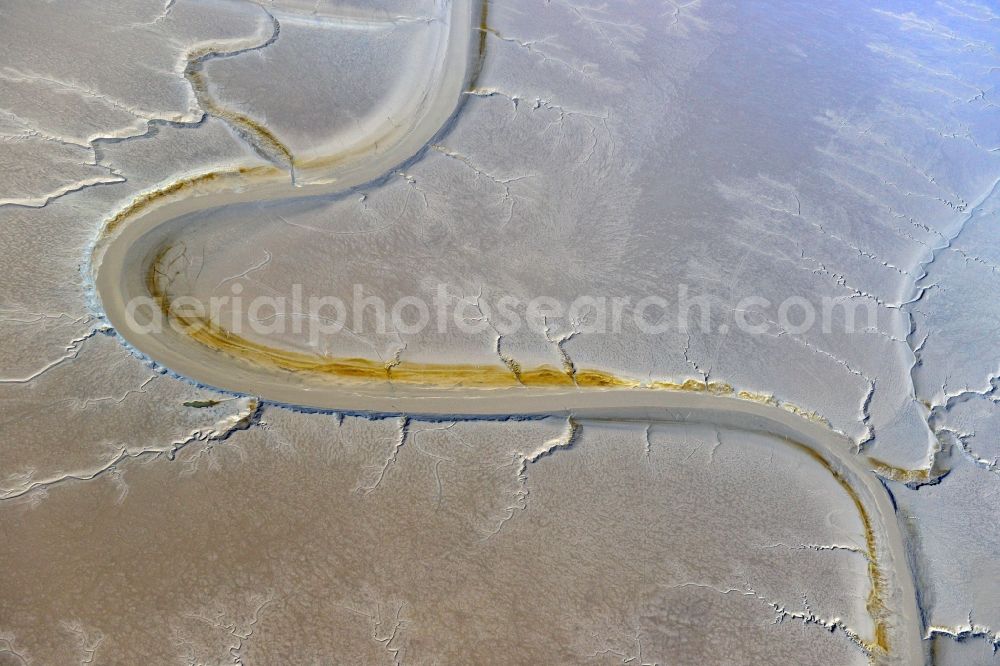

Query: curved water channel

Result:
[89,0,925,661]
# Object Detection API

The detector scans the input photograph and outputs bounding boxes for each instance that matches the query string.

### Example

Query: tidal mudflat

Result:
[2,0,999,663]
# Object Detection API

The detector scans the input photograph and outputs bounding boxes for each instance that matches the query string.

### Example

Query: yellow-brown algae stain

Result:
[147,250,739,390]
[100,166,282,239]
[867,459,934,485]
[184,34,296,173]
[795,445,890,659]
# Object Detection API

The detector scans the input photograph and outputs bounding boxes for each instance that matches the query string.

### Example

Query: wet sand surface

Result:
[3,416,878,665]
[2,0,1000,663]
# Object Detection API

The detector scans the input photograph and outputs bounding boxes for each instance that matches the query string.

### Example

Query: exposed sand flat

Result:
[3,0,1000,662]
[0,415,888,664]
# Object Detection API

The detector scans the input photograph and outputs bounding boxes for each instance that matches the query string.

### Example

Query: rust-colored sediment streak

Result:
[146,243,738,389]
[183,13,296,174]
[101,166,282,238]
[187,67,296,170]
[469,0,489,90]
[796,444,891,658]
[178,0,492,180]
[868,459,936,485]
